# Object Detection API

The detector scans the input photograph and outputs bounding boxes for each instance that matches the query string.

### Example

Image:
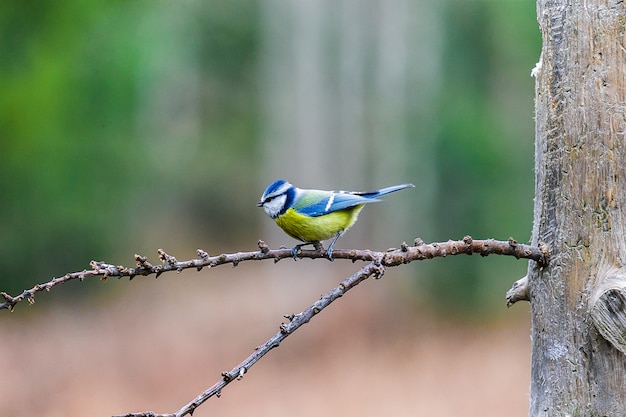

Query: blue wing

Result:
[292,183,414,218]
[295,192,380,217]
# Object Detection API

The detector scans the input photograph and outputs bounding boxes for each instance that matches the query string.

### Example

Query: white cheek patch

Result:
[264,194,287,218]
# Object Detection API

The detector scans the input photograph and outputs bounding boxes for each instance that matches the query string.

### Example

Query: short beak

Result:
[256,201,264,207]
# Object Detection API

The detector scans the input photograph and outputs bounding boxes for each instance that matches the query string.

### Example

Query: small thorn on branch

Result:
[117,265,130,276]
[257,240,270,254]
[89,260,100,271]
[134,254,153,269]
[157,249,177,266]
[196,249,209,271]
[1,292,15,312]
[372,263,386,280]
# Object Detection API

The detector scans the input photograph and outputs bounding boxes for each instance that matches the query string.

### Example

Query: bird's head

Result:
[257,179,294,218]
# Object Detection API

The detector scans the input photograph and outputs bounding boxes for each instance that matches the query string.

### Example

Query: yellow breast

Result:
[275,205,365,242]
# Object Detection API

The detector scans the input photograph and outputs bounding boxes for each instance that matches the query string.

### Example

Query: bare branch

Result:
[0,236,547,312]
[113,237,548,417]
[0,235,548,416]
[113,260,385,417]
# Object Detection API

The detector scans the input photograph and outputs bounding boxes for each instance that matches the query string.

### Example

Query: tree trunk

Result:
[529,0,626,415]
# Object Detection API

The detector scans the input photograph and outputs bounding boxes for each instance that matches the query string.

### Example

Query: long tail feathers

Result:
[355,183,415,198]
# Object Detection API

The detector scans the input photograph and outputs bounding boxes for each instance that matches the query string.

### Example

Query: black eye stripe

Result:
[266,193,285,201]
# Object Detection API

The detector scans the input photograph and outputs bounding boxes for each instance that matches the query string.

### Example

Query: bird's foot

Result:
[290,244,303,260]
[290,242,325,260]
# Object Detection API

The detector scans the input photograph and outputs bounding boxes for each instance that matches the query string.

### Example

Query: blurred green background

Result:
[0,0,539,315]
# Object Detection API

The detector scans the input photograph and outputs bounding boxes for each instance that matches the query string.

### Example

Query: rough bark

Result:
[529,0,626,415]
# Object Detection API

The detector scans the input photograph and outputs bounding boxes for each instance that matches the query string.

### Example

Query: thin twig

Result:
[0,236,549,417]
[0,236,548,312]
[112,236,549,417]
[112,260,386,417]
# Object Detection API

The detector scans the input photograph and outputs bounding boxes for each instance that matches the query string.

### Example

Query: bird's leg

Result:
[290,244,304,259]
[325,232,343,261]
[290,241,321,260]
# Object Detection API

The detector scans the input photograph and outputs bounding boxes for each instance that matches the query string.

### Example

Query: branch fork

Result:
[0,236,549,417]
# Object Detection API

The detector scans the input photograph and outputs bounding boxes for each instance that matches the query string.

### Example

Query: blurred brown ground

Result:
[0,261,531,417]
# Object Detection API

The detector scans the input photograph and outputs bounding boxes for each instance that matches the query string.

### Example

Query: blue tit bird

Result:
[257,180,414,260]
